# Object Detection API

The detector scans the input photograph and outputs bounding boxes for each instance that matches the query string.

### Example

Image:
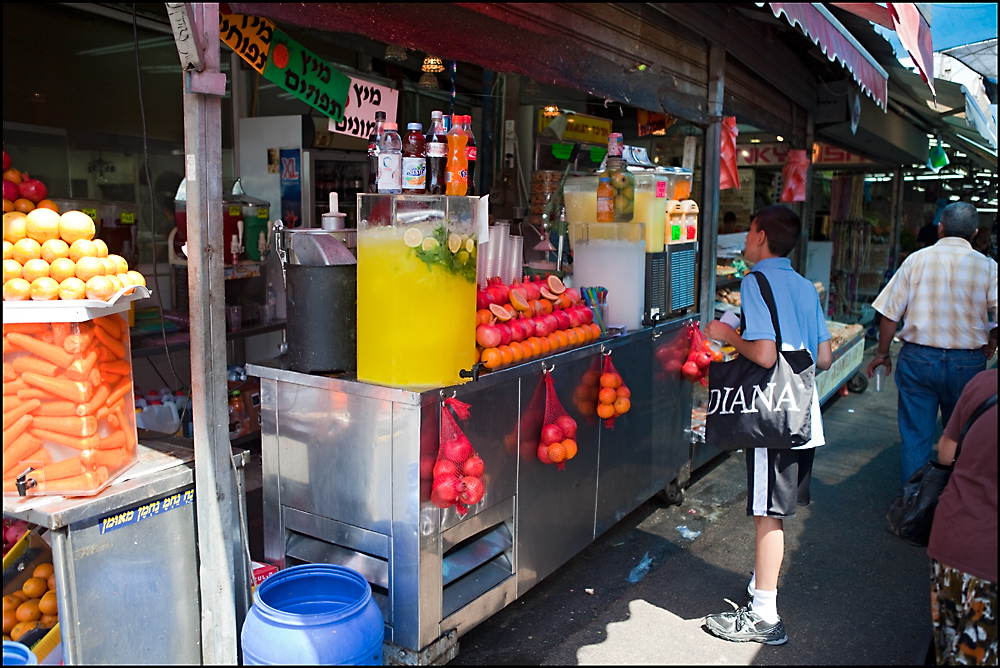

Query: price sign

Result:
[82,208,97,221]
[120,212,136,224]
[263,28,350,122]
[656,181,667,198]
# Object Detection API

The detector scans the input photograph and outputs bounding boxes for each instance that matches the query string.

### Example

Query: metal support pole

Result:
[793,112,815,275]
[889,167,903,269]
[698,42,724,329]
[479,68,496,198]
[175,2,239,663]
[231,51,244,178]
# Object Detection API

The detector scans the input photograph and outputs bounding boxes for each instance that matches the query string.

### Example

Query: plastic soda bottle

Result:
[376,123,403,194]
[425,111,448,195]
[445,114,468,196]
[402,123,427,194]
[461,115,476,196]
[597,176,614,222]
[367,111,386,194]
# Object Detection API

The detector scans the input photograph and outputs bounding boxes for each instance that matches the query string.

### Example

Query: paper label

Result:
[656,181,667,198]
[401,157,426,189]
[377,153,402,193]
[426,142,447,158]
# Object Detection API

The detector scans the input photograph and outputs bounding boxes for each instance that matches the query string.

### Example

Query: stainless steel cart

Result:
[247,316,694,664]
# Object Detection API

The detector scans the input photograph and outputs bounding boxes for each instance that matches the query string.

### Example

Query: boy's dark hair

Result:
[753,205,801,257]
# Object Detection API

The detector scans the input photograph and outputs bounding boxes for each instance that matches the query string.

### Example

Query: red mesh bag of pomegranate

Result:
[683,322,713,386]
[598,352,631,428]
[538,370,579,470]
[431,397,486,516]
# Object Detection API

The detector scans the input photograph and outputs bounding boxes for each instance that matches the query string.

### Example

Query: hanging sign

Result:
[537,112,612,145]
[220,10,350,122]
[328,77,399,139]
[637,109,674,137]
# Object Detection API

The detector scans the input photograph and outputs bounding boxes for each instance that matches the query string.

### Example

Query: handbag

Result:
[705,272,815,451]
[886,392,998,547]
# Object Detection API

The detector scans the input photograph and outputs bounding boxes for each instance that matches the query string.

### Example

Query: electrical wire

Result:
[133,5,190,430]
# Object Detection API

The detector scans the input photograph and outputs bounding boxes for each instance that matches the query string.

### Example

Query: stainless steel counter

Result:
[247,315,695,663]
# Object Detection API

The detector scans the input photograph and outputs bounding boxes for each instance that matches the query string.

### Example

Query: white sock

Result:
[752,588,779,624]
[748,572,756,596]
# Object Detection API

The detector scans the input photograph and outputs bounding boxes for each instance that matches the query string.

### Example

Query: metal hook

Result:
[542,362,555,374]
[439,389,457,401]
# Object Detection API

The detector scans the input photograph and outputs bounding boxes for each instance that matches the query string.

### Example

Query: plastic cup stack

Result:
[490,222,510,282]
[504,235,523,285]
[476,239,489,288]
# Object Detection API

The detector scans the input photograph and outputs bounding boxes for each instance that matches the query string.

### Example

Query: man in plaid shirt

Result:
[867,201,998,488]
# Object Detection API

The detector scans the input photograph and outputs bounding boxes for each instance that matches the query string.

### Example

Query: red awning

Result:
[769,2,889,111]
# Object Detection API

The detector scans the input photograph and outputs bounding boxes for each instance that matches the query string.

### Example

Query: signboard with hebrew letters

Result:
[262,29,351,122]
[219,11,273,74]
[328,77,399,139]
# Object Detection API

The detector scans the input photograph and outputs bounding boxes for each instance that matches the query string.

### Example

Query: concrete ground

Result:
[451,339,946,665]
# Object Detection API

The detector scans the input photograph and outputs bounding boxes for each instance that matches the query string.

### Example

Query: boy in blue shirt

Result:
[703,205,832,644]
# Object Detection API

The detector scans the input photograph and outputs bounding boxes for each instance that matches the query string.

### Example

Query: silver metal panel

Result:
[650,321,696,490]
[276,380,394,534]
[515,352,601,596]
[441,575,517,639]
[442,524,513,586]
[283,506,390,559]
[247,360,426,405]
[441,497,515,553]
[286,532,389,589]
[595,333,657,536]
[56,486,202,664]
[442,557,513,618]
[260,378,285,567]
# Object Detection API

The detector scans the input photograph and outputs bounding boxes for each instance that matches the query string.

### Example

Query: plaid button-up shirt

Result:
[873,238,998,350]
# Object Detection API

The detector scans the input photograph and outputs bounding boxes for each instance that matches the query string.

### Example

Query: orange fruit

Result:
[127,270,146,287]
[117,272,136,294]
[528,337,543,357]
[564,328,578,346]
[74,256,104,281]
[21,577,47,600]
[476,308,491,326]
[4,168,22,185]
[30,277,60,301]
[509,288,530,312]
[540,299,553,314]
[58,210,96,244]
[547,441,566,463]
[508,340,524,363]
[33,563,54,581]
[596,403,616,419]
[2,198,12,213]
[562,438,578,460]
[600,372,622,389]
[40,238,70,262]
[39,614,58,629]
[15,598,41,623]
[48,257,76,283]
[13,198,35,213]
[3,277,29,300]
[3,239,11,260]
[10,620,38,642]
[498,344,514,366]
[38,591,57,616]
[599,387,618,405]
[546,274,566,295]
[35,199,59,213]
[58,277,86,300]
[4,211,28,243]
[538,335,551,355]
[2,596,18,613]
[613,396,631,415]
[47,574,55,592]
[99,257,118,276]
[21,258,50,283]
[85,275,115,301]
[68,238,98,262]
[481,347,502,369]
[3,258,22,283]
[553,331,567,348]
[25,208,61,244]
[9,591,28,604]
[12,238,41,265]
[106,273,124,295]
[617,385,631,399]
[589,323,601,339]
[2,608,15,635]
[93,238,109,258]
[583,370,600,387]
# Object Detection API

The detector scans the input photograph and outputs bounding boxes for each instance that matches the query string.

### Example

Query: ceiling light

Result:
[776,135,784,142]
[741,150,750,157]
[750,138,761,144]
[418,72,439,89]
[385,44,407,62]
[542,105,560,118]
[422,56,445,73]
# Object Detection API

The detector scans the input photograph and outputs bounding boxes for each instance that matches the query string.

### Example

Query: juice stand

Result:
[247,193,696,663]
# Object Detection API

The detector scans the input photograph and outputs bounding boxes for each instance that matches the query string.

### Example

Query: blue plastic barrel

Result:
[241,564,384,665]
[3,641,38,665]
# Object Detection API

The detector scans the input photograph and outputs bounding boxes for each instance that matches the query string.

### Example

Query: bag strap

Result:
[739,271,783,350]
[953,393,998,463]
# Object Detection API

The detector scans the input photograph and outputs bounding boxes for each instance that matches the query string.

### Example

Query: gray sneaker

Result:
[704,604,787,645]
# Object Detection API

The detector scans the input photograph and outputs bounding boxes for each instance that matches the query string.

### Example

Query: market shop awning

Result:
[767,3,889,110]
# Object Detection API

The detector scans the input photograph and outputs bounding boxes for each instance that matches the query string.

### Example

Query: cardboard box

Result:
[251,560,278,595]
[3,531,61,661]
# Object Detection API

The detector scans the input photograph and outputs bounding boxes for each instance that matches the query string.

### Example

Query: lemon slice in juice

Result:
[448,233,462,253]
[421,237,439,251]
[403,228,423,248]
[465,238,476,253]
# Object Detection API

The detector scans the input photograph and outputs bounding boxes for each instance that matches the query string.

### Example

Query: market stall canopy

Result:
[766,2,890,110]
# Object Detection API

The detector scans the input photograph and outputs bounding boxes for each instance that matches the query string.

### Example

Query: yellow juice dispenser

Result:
[633,172,669,324]
[356,194,478,389]
[562,175,599,252]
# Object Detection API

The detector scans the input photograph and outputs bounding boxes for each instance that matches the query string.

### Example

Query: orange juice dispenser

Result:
[356,194,478,389]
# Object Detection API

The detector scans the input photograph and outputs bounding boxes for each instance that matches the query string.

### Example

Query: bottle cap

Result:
[375,111,386,119]
[431,110,443,117]
[600,176,610,182]
[383,122,398,131]
[407,123,422,131]
[452,114,463,124]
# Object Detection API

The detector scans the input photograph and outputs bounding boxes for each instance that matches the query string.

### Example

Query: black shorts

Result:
[745,447,816,519]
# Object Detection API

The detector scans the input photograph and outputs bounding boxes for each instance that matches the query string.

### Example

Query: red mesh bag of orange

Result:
[597,353,631,428]
[430,397,485,516]
[537,370,578,470]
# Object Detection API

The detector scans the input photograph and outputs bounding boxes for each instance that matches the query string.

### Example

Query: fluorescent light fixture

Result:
[750,138,761,144]
[904,174,965,181]
[977,207,998,212]
[949,195,960,200]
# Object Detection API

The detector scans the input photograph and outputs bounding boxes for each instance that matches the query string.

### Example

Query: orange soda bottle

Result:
[445,114,468,196]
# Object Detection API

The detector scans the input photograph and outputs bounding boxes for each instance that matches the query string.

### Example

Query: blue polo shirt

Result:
[741,257,830,360]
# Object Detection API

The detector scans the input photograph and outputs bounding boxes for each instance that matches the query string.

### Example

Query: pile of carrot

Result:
[3,314,136,495]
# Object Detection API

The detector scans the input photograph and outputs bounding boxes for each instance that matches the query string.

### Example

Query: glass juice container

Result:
[563,175,599,251]
[632,173,667,253]
[570,222,646,331]
[356,194,478,388]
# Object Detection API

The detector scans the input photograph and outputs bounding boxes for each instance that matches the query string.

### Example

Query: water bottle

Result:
[376,123,403,194]
[266,281,277,324]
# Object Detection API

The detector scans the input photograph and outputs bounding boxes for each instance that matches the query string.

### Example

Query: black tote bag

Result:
[705,272,815,451]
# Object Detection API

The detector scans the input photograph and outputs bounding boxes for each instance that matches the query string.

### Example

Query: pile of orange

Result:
[3,210,145,302]
[477,322,602,370]
[2,561,58,642]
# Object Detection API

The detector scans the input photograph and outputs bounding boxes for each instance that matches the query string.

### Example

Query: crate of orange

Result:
[3,530,61,660]
[3,209,149,497]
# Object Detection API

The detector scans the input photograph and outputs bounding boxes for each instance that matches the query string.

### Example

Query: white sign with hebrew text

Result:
[328,77,399,139]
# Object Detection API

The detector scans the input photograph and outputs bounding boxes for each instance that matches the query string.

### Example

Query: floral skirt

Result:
[931,559,998,665]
